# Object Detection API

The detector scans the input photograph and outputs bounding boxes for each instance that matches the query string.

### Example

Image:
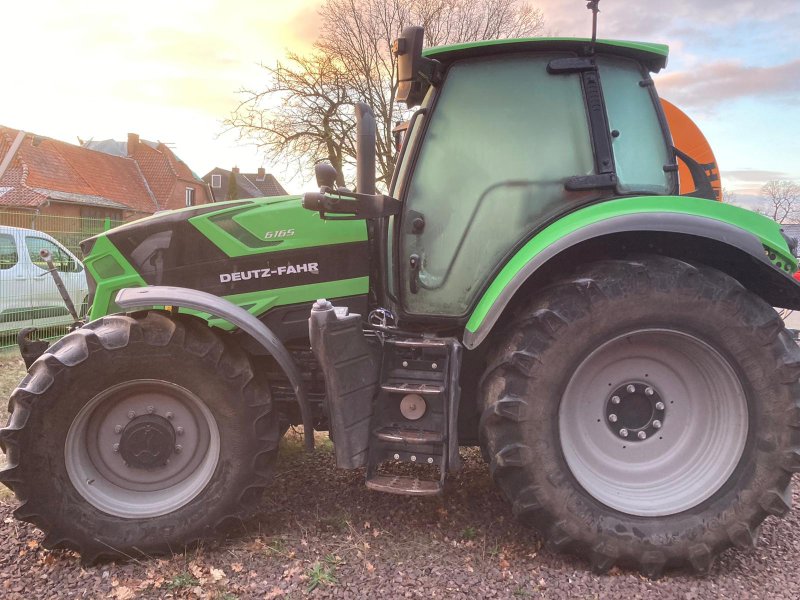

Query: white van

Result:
[0,225,88,334]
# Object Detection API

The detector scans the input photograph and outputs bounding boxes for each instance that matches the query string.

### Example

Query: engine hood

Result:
[83,195,369,300]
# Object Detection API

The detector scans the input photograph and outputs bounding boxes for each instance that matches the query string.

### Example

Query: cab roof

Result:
[423,38,669,72]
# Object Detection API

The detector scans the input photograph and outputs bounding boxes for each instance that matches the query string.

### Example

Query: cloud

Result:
[655,59,800,110]
[724,169,791,182]
[536,0,799,39]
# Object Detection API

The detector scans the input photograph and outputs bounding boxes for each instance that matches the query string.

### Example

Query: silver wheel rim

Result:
[65,380,220,518]
[559,329,748,517]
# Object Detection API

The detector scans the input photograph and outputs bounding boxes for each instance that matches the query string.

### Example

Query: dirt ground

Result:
[2,346,800,598]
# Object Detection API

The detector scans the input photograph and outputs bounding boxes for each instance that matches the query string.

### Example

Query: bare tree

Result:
[721,186,737,204]
[758,179,800,223]
[226,0,544,189]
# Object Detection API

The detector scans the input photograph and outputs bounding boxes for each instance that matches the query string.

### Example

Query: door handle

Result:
[409,254,420,294]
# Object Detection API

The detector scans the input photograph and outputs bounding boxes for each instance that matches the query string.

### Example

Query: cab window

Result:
[399,53,595,316]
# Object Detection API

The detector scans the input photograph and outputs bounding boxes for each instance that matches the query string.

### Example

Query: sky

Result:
[2,0,798,203]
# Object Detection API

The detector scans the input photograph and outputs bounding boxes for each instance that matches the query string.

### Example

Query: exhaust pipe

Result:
[355,102,376,195]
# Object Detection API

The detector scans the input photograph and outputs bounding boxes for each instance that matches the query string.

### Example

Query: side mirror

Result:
[315,162,339,191]
[393,26,441,107]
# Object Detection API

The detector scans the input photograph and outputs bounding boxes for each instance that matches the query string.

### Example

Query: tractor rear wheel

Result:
[0,311,279,562]
[479,256,800,576]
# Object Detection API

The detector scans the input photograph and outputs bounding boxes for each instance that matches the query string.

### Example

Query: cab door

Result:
[396,53,596,318]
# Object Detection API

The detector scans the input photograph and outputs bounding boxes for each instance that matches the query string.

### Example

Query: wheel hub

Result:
[605,382,665,441]
[119,414,176,469]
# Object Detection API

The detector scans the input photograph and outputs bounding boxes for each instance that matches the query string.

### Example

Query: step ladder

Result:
[365,336,462,495]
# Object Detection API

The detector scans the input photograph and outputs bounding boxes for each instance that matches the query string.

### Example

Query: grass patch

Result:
[461,526,478,541]
[265,538,289,557]
[306,560,336,592]
[167,572,200,590]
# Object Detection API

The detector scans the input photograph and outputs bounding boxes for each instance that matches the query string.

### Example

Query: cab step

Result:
[365,335,462,496]
[373,426,444,445]
[365,475,442,496]
[380,382,444,395]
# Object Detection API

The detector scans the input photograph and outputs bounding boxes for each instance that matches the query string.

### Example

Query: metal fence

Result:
[0,210,122,352]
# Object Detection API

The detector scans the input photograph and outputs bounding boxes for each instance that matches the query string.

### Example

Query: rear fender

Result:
[464,196,799,349]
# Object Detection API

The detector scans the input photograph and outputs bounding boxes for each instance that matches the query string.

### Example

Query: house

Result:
[85,133,213,211]
[0,126,153,223]
[0,126,213,225]
[202,167,287,202]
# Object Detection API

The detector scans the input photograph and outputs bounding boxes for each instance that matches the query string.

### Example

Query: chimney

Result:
[257,167,266,180]
[232,166,240,174]
[127,133,140,156]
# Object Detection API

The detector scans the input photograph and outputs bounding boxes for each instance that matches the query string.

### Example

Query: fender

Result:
[464,196,800,349]
[115,286,315,450]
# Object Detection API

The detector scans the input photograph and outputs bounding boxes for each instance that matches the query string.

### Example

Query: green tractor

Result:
[3,22,800,577]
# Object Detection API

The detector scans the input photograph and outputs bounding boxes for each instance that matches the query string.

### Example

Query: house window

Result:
[211,174,221,188]
[186,187,196,207]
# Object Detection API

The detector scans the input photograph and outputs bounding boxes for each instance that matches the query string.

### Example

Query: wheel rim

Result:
[65,380,220,518]
[559,329,748,517]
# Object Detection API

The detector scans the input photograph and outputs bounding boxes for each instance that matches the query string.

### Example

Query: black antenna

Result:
[587,0,600,54]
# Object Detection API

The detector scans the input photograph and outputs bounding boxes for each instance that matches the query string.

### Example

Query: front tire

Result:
[479,257,800,576]
[0,312,279,562]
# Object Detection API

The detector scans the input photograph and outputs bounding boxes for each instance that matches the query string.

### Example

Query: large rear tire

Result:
[479,257,800,576]
[0,311,279,562]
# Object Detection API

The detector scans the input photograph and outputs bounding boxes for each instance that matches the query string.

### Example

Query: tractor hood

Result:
[81,196,369,321]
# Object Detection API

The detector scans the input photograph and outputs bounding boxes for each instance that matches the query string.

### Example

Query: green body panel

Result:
[466,196,797,334]
[84,235,147,320]
[84,196,369,326]
[189,195,366,257]
[424,37,669,71]
[182,277,369,332]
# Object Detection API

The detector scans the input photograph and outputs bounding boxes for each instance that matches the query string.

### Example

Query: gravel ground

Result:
[2,346,800,598]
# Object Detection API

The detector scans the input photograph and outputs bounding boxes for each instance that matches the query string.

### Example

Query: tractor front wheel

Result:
[479,256,800,576]
[0,312,279,562]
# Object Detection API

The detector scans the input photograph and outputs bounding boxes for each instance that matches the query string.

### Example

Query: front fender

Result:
[115,286,315,450]
[464,196,799,349]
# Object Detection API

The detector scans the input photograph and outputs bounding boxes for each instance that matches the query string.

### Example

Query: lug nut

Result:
[411,455,417,462]
[166,411,174,419]
[427,457,434,464]
[619,428,629,438]
[393,453,400,460]
[655,401,665,411]
[175,445,183,453]
[627,384,636,393]
[113,443,120,453]
[611,395,620,405]
[114,425,123,434]
[653,420,662,429]
[147,405,155,414]
[127,410,136,419]
[638,431,647,440]
[645,387,654,396]
[608,414,618,423]
[176,427,184,436]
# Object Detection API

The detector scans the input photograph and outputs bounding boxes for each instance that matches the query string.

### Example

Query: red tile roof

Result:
[130,142,176,209]
[0,125,159,213]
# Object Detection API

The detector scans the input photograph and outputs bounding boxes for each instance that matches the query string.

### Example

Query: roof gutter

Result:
[0,130,26,180]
